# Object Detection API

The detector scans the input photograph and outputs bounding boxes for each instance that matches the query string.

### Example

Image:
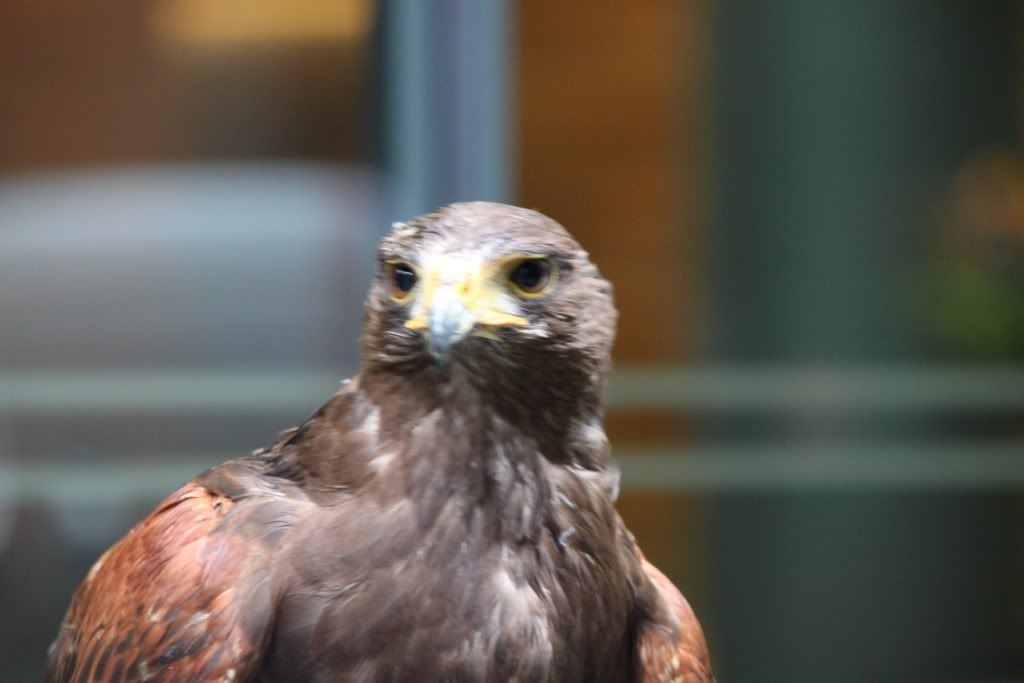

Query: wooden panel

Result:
[0,0,169,171]
[0,0,370,173]
[517,0,708,361]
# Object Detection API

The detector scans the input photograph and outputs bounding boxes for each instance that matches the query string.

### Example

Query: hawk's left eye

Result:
[386,261,417,302]
[509,258,555,298]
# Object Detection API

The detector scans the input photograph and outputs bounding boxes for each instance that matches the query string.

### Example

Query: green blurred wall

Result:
[708,2,1019,680]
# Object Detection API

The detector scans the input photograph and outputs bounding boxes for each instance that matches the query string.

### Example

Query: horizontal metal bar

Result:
[2,443,1022,505]
[618,443,1024,492]
[0,369,347,416]
[2,366,1024,415]
[608,366,1024,412]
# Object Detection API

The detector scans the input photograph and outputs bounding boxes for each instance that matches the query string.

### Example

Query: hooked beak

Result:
[422,287,475,359]
[404,256,528,362]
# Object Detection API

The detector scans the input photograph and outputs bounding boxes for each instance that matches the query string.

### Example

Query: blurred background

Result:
[1,1,1023,680]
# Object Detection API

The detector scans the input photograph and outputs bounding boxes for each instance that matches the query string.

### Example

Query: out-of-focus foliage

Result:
[930,153,1024,358]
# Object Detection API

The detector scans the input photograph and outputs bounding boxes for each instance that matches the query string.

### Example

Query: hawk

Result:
[47,202,713,682]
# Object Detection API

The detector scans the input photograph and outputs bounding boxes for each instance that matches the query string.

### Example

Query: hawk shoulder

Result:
[46,465,298,683]
[635,553,714,682]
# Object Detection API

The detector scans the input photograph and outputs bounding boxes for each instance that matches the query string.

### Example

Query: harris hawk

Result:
[47,202,713,682]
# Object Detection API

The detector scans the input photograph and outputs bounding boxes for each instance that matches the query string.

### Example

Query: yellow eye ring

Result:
[508,257,556,298]
[385,260,418,302]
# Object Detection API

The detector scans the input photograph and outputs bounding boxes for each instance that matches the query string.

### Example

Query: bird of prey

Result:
[47,202,713,682]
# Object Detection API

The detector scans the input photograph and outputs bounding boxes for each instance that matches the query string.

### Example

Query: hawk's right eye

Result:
[385,261,417,302]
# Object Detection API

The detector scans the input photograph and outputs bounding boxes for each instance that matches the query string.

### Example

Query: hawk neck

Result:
[303,366,614,548]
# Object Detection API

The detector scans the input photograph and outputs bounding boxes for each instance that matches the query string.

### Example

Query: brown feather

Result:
[635,554,714,682]
[47,481,283,682]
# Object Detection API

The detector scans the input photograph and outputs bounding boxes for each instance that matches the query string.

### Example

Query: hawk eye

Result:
[386,261,417,302]
[509,258,555,298]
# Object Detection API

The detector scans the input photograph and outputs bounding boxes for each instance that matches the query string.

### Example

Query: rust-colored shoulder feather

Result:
[636,555,714,683]
[47,480,278,682]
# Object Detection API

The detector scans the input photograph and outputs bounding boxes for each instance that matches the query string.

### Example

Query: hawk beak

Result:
[423,286,476,360]
[404,257,528,361]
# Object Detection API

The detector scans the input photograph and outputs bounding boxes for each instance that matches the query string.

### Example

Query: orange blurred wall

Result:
[517,0,708,364]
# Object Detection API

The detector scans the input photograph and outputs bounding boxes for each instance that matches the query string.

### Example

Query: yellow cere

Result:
[403,254,538,333]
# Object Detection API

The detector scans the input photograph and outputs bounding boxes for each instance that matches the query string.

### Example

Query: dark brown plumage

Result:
[47,202,713,682]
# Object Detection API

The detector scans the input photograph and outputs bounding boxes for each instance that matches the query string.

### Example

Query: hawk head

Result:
[361,202,616,423]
